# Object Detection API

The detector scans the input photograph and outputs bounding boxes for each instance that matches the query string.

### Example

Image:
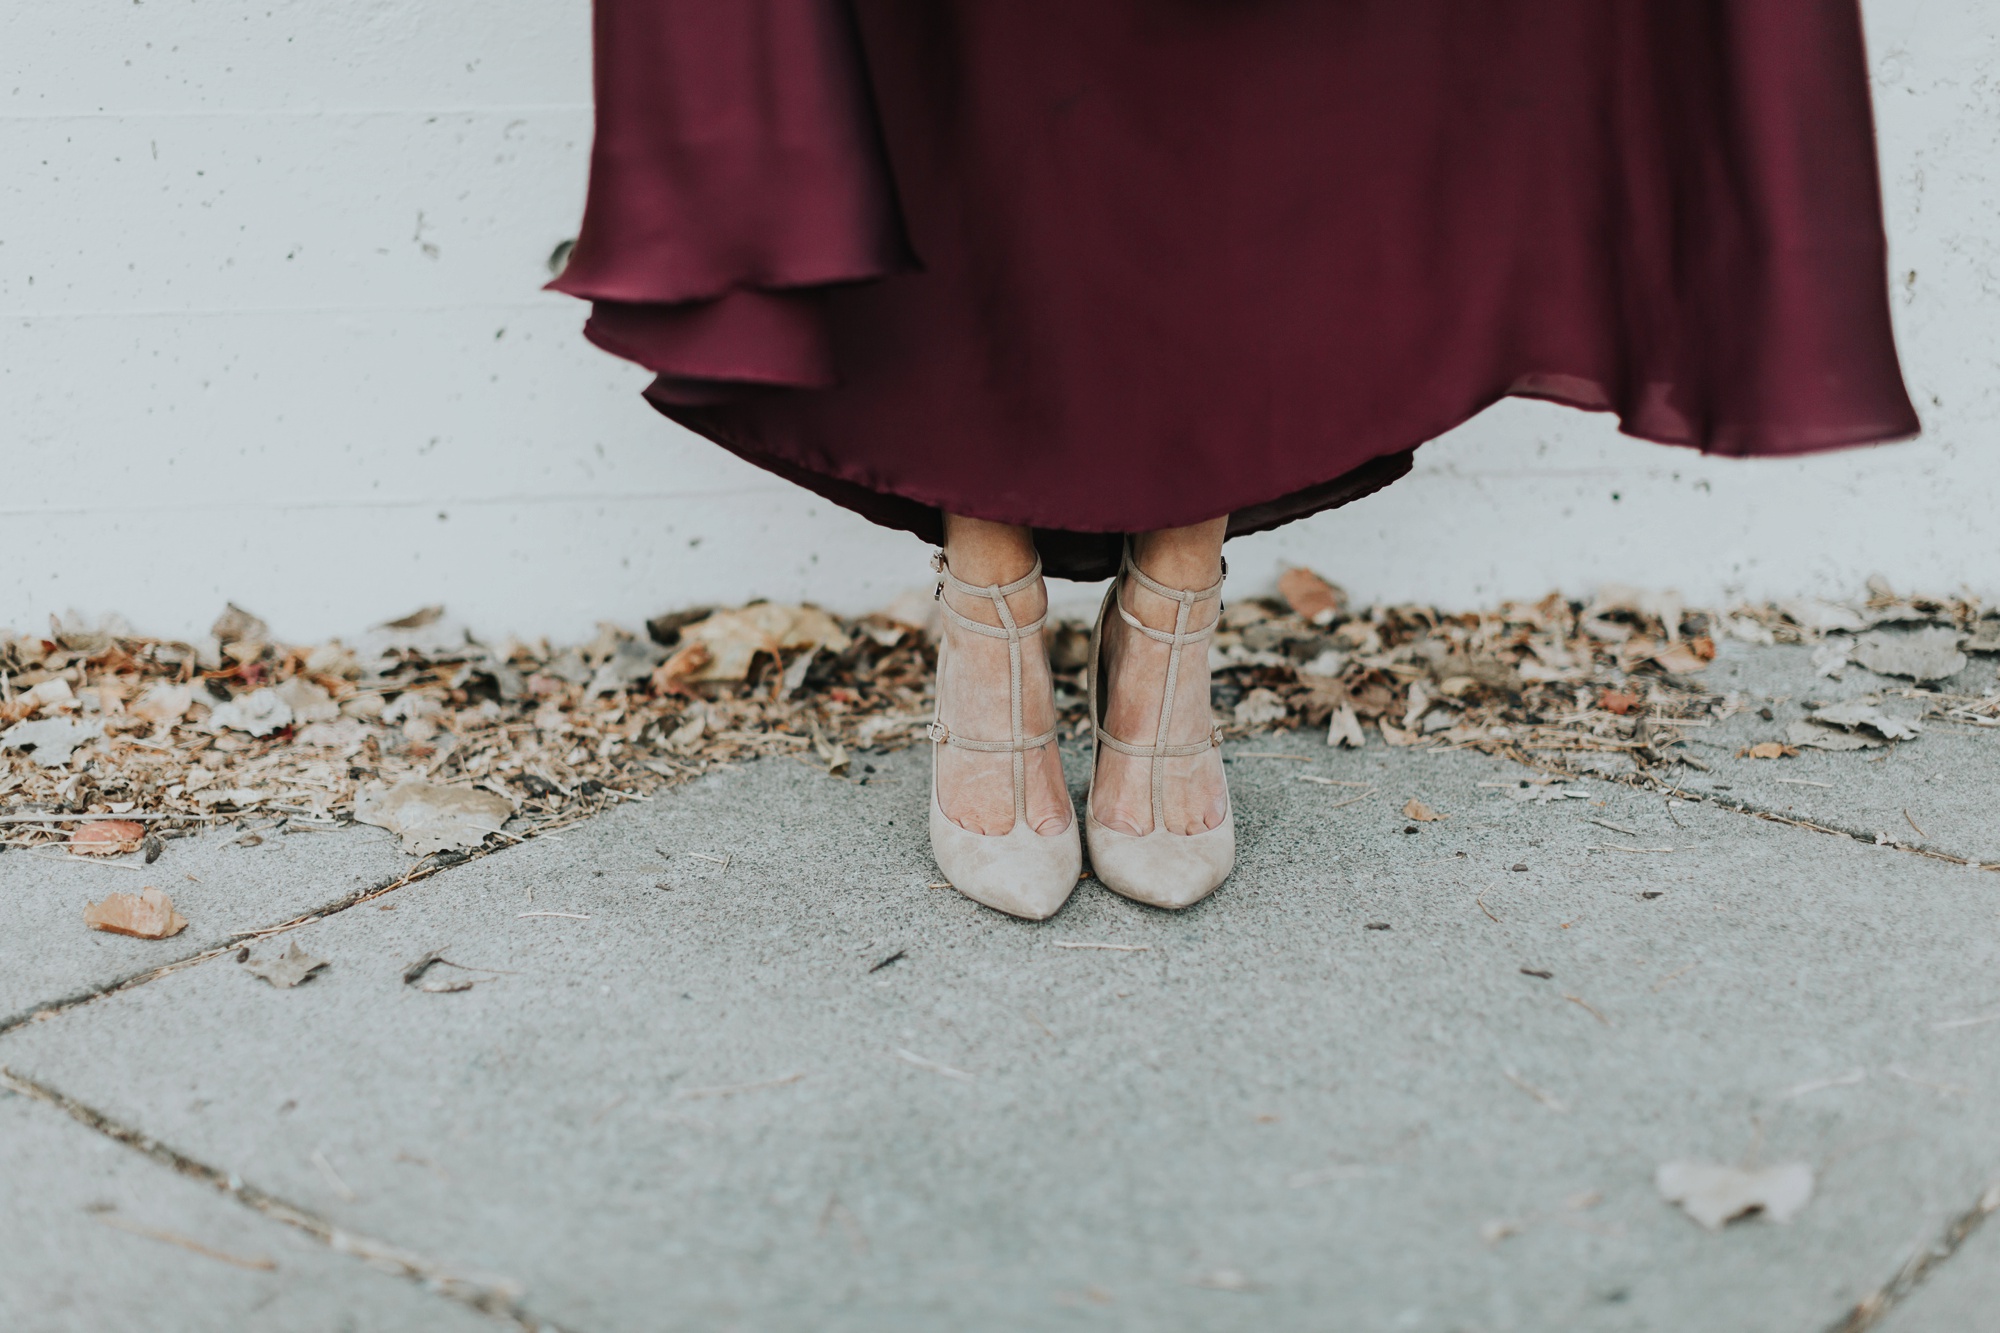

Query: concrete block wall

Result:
[2,1,1994,642]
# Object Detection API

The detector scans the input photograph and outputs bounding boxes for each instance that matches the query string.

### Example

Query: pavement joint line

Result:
[1826,1179,2000,1332]
[1653,779,1999,870]
[0,1064,567,1333]
[0,844,498,1040]
[1498,745,2000,871]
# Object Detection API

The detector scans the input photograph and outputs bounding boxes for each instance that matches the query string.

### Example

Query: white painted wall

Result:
[2,1,1994,643]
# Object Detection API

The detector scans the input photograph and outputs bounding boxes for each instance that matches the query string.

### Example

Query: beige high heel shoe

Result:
[1085,545,1235,909]
[927,551,1081,920]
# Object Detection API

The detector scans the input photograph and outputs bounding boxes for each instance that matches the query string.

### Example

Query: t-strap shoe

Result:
[1085,545,1235,909]
[927,551,1081,920]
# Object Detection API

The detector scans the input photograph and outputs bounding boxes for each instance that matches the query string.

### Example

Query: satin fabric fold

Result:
[554,0,1917,579]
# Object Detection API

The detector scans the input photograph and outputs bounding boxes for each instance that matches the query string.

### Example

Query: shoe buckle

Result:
[929,549,946,573]
[926,720,950,743]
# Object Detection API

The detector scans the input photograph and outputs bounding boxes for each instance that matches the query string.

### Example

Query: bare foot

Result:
[935,573,1073,837]
[1091,574,1229,836]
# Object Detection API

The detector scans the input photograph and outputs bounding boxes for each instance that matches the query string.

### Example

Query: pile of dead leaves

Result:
[3,574,1994,860]
[0,597,934,859]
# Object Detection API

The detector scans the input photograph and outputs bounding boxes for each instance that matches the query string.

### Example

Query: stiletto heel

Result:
[927,551,1081,920]
[1085,544,1235,909]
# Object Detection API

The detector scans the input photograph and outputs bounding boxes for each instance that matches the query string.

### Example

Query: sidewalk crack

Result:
[0,846,495,1039]
[0,1064,570,1332]
[1502,750,1996,872]
[1827,1180,2000,1332]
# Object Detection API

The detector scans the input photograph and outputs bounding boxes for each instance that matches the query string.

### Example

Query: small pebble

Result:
[1511,863,1529,872]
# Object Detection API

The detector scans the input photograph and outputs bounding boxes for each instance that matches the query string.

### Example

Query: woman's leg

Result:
[1093,517,1230,836]
[935,514,1073,835]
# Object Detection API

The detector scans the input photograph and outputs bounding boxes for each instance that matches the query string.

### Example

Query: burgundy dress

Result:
[552,0,1917,580]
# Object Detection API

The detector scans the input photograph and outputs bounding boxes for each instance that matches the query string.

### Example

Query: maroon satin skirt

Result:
[553,1,1917,580]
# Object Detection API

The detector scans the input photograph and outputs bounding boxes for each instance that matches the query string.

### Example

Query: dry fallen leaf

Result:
[877,587,941,639]
[1656,1160,1813,1230]
[69,820,147,855]
[204,687,294,737]
[809,724,850,776]
[1403,798,1444,822]
[1778,598,1869,634]
[1277,568,1345,625]
[354,779,513,856]
[400,953,476,997]
[211,602,271,645]
[1809,697,1923,741]
[1379,720,1417,747]
[18,677,76,714]
[1,717,105,767]
[1598,689,1640,716]
[1652,642,1710,675]
[129,681,195,726]
[1326,702,1365,749]
[679,604,851,682]
[1739,741,1796,760]
[1233,688,1289,728]
[83,887,188,939]
[272,676,340,726]
[1850,627,1967,682]
[1786,720,1884,752]
[242,941,328,988]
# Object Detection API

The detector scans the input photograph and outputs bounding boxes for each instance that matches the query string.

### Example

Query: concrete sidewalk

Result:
[3,644,1998,1332]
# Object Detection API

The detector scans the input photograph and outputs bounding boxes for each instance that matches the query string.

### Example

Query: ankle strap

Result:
[933,550,1048,643]
[1120,545,1226,607]
[928,549,1054,829]
[1090,541,1229,830]
[1111,545,1224,648]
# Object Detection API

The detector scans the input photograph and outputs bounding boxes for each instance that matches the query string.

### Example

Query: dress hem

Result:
[649,373,1918,581]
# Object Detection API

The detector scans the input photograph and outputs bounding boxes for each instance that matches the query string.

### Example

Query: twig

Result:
[1501,1066,1569,1114]
[1563,993,1611,1025]
[1587,817,1642,837]
[1476,895,1500,924]
[1931,1012,2000,1032]
[516,911,590,920]
[1327,789,1377,811]
[310,1149,357,1202]
[1053,941,1151,952]
[1778,1069,1868,1101]
[1775,778,1835,788]
[0,812,200,825]
[1588,844,1675,854]
[1298,774,1371,787]
[94,1215,277,1271]
[677,1072,805,1100]
[868,949,906,973]
[1904,809,1928,840]
[893,1048,974,1082]
[1888,1065,1969,1096]
[1651,962,1699,992]
[25,851,145,871]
